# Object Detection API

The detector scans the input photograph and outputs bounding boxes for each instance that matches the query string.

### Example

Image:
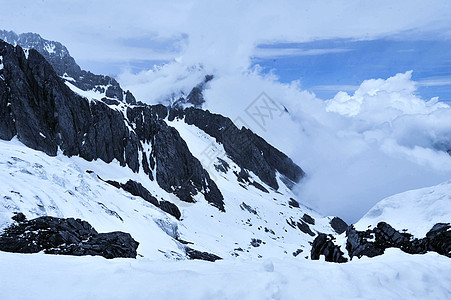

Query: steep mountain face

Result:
[0,37,338,260]
[0,30,134,104]
[169,107,304,190]
[0,39,224,211]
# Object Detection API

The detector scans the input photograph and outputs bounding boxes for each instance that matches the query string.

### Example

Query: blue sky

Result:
[252,39,451,102]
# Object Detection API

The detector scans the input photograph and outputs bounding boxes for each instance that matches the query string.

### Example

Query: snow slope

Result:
[0,132,333,260]
[0,249,449,300]
[355,181,451,237]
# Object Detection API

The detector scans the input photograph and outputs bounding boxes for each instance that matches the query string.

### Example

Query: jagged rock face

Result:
[330,217,348,234]
[153,122,225,210]
[0,214,139,259]
[310,234,348,263]
[0,40,139,164]
[0,30,131,102]
[0,31,81,77]
[126,105,225,210]
[0,37,304,215]
[311,222,451,263]
[185,247,222,262]
[0,39,224,211]
[170,74,214,108]
[169,107,305,190]
[346,222,451,259]
[104,179,182,220]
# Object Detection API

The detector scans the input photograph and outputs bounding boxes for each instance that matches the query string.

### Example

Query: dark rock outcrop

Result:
[288,198,300,208]
[185,247,222,262]
[330,217,348,234]
[0,214,139,259]
[311,233,348,263]
[171,74,214,108]
[311,222,450,263]
[346,222,451,259]
[297,220,316,236]
[250,238,263,247]
[105,179,182,220]
[302,214,315,225]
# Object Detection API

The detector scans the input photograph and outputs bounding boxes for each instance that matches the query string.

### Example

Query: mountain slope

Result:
[0,37,341,260]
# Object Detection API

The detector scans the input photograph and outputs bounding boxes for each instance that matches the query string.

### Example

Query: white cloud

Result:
[0,0,450,73]
[198,70,451,222]
[312,84,359,92]
[417,76,451,87]
[252,47,352,58]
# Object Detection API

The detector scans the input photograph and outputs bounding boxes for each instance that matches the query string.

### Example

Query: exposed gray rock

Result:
[0,39,224,212]
[297,220,316,236]
[302,214,315,225]
[104,179,182,220]
[169,107,305,190]
[0,215,139,259]
[185,247,222,262]
[310,233,348,263]
[346,222,451,259]
[330,217,348,234]
[289,198,300,208]
[250,238,262,247]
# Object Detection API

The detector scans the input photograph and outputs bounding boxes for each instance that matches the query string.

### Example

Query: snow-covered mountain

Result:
[0,36,346,261]
[0,32,450,299]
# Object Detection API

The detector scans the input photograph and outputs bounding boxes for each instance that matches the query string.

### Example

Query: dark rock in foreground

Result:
[311,221,451,263]
[346,222,451,259]
[0,214,139,259]
[310,233,348,263]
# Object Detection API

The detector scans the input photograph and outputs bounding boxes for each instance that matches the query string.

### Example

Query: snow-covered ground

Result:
[1,249,449,299]
[0,132,333,261]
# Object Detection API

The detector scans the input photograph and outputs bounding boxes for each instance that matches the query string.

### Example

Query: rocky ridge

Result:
[0,30,134,103]
[311,222,451,263]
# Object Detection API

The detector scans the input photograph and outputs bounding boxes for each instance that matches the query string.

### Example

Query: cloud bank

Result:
[121,63,451,223]
[1,0,451,72]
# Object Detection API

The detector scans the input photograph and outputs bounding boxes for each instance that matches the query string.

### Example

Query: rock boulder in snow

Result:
[330,217,348,234]
[0,214,139,259]
[310,233,348,263]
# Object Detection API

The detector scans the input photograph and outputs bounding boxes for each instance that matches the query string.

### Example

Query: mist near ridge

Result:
[119,66,451,223]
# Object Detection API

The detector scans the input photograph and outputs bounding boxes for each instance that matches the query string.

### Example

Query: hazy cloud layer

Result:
[1,0,451,72]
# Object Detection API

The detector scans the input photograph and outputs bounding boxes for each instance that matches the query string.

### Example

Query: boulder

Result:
[0,215,139,259]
